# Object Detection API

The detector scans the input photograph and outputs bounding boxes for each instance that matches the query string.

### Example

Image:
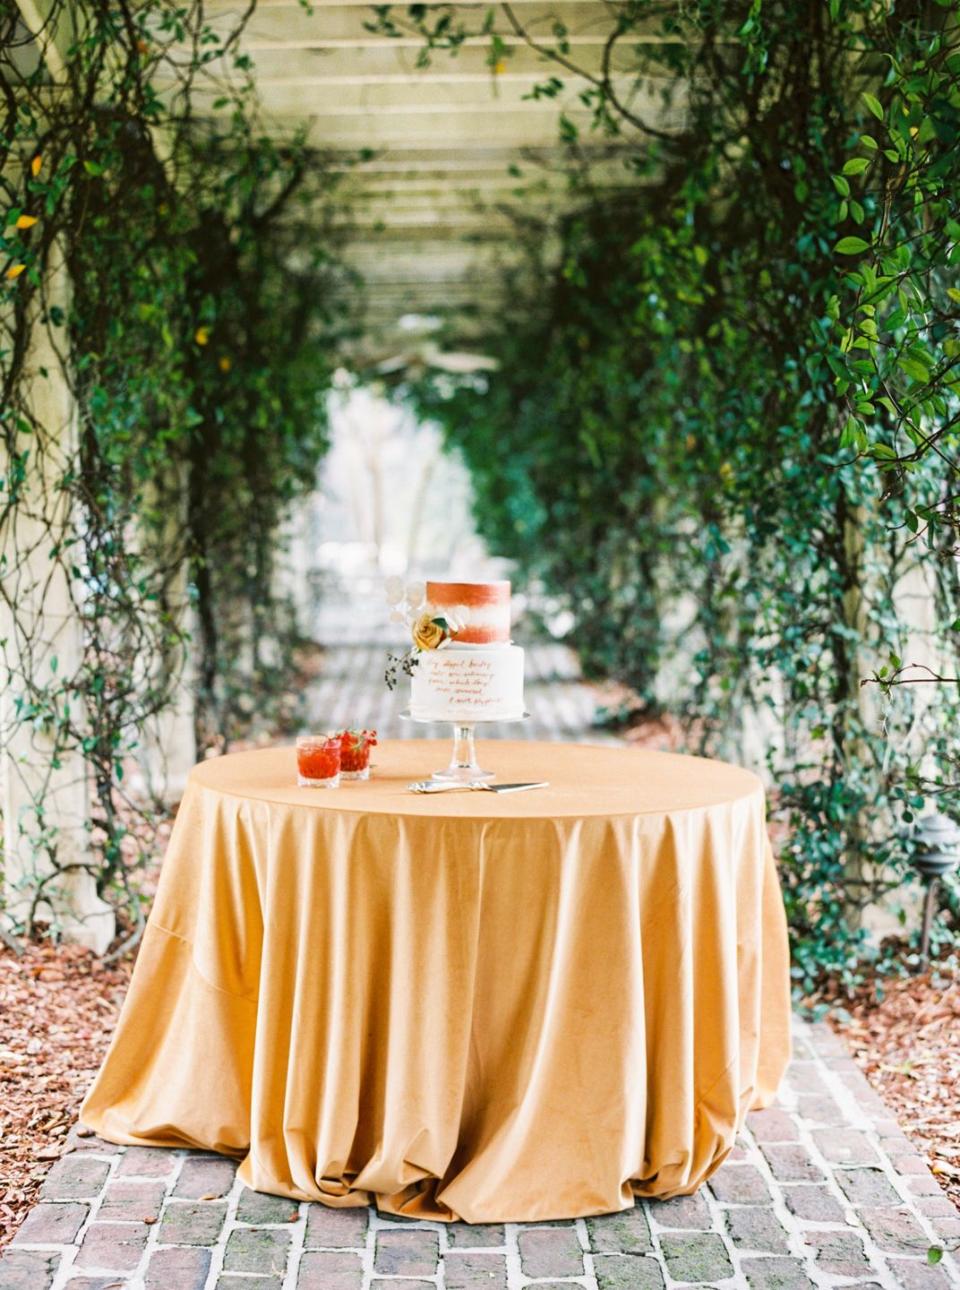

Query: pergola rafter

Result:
[170,0,681,356]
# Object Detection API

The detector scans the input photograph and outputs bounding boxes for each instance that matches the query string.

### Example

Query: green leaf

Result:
[835,237,871,255]
[928,1248,943,1266]
[918,116,937,144]
[832,174,850,197]
[558,113,579,143]
[863,91,884,120]
[842,157,870,176]
[899,355,931,382]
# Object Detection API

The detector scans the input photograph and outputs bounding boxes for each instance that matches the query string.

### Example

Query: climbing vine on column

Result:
[1,0,349,950]
[391,0,960,993]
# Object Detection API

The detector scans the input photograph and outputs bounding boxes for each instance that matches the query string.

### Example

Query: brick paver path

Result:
[311,642,611,744]
[4,647,958,1289]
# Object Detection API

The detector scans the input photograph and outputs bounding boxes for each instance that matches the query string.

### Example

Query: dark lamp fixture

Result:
[910,812,960,970]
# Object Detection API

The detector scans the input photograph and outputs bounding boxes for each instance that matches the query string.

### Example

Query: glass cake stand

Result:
[399,711,530,783]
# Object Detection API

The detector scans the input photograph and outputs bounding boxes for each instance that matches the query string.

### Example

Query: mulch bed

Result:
[831,961,960,1211]
[0,943,132,1247]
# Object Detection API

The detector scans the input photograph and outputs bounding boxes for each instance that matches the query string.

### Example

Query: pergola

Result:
[188,0,676,355]
[2,0,675,949]
[10,0,677,348]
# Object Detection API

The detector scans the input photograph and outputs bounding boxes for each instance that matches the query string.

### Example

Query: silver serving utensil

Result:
[408,780,549,794]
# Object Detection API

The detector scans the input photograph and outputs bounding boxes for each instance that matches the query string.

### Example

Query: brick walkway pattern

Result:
[5,1021,958,1289]
[3,647,958,1289]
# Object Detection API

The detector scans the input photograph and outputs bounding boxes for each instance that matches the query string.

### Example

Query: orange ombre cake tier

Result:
[426,580,511,645]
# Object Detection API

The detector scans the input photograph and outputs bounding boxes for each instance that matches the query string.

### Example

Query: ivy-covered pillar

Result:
[0,253,115,953]
[135,469,198,805]
[139,625,197,805]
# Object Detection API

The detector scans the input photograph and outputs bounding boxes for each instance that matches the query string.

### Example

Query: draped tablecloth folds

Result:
[81,740,791,1223]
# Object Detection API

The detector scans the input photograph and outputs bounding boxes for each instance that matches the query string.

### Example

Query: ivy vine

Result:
[1,0,350,952]
[386,0,960,994]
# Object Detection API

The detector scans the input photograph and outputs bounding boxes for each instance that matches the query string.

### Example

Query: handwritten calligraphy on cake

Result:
[428,655,501,708]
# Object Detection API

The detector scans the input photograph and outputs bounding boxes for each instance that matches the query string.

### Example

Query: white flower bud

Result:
[439,606,460,633]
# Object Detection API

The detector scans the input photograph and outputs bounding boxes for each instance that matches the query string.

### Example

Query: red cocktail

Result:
[296,735,342,788]
[338,729,377,780]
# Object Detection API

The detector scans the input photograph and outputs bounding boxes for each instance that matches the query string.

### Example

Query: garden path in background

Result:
[2,646,958,1289]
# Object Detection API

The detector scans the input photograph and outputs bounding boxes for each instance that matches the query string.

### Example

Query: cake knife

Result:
[408,780,549,794]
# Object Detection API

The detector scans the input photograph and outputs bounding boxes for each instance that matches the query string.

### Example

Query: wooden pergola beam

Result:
[13,0,75,80]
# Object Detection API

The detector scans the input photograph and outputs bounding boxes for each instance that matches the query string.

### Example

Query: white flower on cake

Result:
[384,575,406,605]
[383,579,464,688]
[441,604,469,634]
[405,580,426,608]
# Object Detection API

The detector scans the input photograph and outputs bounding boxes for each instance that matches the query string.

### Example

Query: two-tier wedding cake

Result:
[408,580,525,722]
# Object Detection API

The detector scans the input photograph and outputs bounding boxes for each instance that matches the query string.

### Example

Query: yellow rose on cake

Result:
[412,612,446,651]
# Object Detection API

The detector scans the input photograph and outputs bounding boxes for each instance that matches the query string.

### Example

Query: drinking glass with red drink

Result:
[296,735,342,788]
[338,729,377,780]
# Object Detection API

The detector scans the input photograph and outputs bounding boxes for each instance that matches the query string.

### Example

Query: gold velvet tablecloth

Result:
[81,740,791,1223]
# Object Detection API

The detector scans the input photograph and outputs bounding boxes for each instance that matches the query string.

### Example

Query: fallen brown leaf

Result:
[0,941,135,1246]
[831,961,960,1214]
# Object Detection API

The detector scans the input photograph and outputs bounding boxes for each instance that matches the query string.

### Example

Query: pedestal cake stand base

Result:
[399,712,530,784]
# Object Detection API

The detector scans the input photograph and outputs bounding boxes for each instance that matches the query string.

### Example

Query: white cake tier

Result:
[410,644,525,722]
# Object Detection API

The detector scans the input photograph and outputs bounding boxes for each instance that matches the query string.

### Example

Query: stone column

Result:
[135,609,198,806]
[134,469,198,805]
[0,254,115,953]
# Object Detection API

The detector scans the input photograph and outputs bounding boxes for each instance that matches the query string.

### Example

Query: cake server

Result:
[408,780,549,794]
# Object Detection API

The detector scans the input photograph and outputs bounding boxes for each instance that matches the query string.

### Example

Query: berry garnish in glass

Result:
[296,735,342,788]
[338,728,377,780]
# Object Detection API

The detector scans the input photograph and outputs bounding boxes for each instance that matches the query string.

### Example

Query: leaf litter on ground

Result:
[831,960,960,1212]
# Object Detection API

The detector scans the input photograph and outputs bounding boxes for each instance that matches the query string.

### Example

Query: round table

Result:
[81,740,791,1223]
